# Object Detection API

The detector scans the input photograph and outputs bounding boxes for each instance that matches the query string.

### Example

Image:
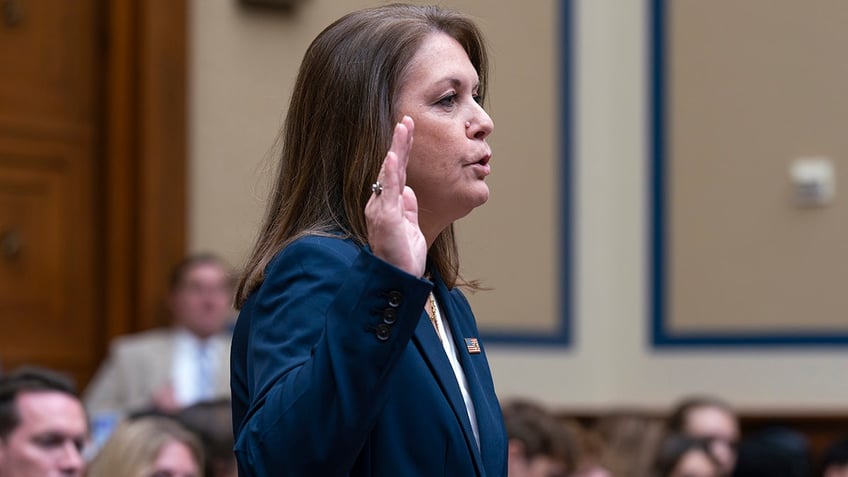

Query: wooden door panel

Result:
[0,0,97,123]
[0,0,187,388]
[0,154,66,319]
[0,130,96,382]
[0,0,99,386]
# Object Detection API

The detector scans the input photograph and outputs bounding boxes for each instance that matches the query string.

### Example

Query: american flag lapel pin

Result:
[464,337,481,354]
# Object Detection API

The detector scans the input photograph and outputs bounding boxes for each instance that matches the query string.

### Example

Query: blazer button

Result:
[375,323,391,341]
[381,308,397,325]
[387,290,403,308]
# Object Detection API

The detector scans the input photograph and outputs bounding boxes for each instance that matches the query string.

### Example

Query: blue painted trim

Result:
[649,0,848,347]
[654,331,848,348]
[482,0,573,347]
[650,0,669,347]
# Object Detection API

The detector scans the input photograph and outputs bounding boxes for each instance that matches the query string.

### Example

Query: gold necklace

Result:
[427,292,442,340]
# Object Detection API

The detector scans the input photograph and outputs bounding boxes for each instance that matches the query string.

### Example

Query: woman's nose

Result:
[467,104,494,140]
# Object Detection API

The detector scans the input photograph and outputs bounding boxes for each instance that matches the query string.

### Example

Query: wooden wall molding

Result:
[103,0,187,342]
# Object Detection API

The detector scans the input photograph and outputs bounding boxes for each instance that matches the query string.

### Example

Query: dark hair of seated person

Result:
[502,399,578,473]
[652,433,721,477]
[177,398,236,477]
[666,396,734,434]
[731,426,810,477]
[0,366,78,439]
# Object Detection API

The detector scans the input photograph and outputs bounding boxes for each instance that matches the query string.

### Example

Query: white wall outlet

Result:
[790,157,835,207]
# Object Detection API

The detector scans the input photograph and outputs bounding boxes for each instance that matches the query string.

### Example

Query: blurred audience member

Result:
[652,434,722,477]
[596,413,665,477]
[87,416,203,477]
[667,396,740,475]
[819,435,848,477]
[0,366,88,477]
[84,253,234,426]
[503,400,577,477]
[177,398,236,477]
[731,426,810,477]
[569,423,613,477]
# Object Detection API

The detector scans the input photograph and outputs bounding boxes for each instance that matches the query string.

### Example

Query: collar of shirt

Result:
[171,327,219,406]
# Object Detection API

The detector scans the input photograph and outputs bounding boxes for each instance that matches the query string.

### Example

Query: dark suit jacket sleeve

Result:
[233,238,432,476]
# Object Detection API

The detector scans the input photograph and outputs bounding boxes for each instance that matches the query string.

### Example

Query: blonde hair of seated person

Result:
[596,413,666,477]
[87,416,204,477]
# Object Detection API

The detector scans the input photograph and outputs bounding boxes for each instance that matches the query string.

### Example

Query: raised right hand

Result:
[365,116,427,278]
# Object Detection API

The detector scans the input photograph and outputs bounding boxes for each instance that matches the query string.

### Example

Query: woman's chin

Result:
[472,183,490,207]
[458,186,490,217]
[421,184,490,224]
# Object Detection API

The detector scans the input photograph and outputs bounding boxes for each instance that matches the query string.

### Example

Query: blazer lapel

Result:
[433,280,505,477]
[411,311,486,476]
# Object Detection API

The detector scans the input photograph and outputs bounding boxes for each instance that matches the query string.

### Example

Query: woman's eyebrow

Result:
[433,77,480,90]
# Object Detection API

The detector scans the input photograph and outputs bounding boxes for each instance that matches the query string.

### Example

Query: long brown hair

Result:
[87,417,204,477]
[236,4,489,308]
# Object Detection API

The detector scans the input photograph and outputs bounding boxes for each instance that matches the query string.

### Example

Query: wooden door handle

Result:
[1,229,22,259]
[2,0,23,28]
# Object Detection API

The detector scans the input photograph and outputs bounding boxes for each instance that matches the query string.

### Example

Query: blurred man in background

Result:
[0,367,88,477]
[84,254,234,421]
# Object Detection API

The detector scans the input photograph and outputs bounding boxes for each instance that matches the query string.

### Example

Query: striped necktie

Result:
[196,340,214,401]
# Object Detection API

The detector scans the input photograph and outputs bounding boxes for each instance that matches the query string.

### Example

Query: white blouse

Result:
[431,294,480,449]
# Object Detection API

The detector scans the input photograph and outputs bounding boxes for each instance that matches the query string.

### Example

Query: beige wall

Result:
[669,0,848,333]
[190,0,848,412]
[190,0,561,333]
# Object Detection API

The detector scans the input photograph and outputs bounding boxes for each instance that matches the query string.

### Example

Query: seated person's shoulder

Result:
[110,328,174,355]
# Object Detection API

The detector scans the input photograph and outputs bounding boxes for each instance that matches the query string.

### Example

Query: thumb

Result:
[401,186,419,224]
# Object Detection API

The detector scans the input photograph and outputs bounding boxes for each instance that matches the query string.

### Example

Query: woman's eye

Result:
[472,94,482,105]
[437,94,457,107]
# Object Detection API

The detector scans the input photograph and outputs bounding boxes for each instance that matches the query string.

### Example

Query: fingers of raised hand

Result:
[395,116,414,160]
[382,151,400,199]
[394,116,414,185]
[371,116,415,200]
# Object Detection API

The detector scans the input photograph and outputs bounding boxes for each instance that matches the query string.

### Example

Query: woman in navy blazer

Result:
[231,4,507,476]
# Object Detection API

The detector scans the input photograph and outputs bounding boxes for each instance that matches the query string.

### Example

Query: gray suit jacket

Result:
[84,328,231,417]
